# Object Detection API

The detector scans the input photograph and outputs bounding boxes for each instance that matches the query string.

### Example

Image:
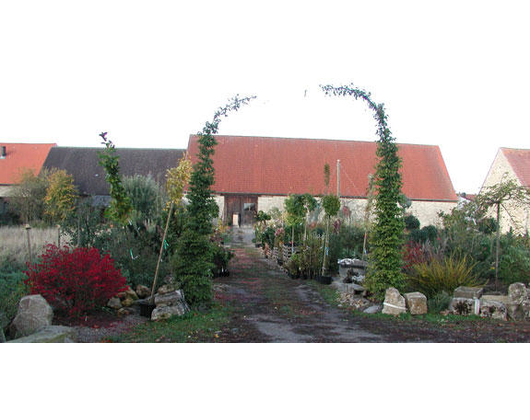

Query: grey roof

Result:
[42,147,186,196]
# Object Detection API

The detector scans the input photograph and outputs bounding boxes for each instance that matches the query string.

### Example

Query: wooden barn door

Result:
[224,195,258,226]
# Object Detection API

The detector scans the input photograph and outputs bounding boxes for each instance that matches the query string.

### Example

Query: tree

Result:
[10,168,50,223]
[165,152,193,209]
[149,153,193,303]
[173,95,254,306]
[322,83,405,297]
[475,178,530,287]
[98,132,132,225]
[44,169,78,223]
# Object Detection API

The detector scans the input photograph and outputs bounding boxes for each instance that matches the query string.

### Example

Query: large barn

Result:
[187,135,458,227]
[1,138,459,228]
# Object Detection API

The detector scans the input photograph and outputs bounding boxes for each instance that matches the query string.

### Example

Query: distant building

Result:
[187,135,458,227]
[41,146,186,204]
[481,147,530,233]
[0,142,56,215]
[2,137,460,229]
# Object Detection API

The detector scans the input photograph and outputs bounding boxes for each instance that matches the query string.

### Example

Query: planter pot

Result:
[316,275,333,285]
[139,301,156,318]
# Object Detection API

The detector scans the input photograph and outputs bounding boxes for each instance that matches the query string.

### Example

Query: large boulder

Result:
[10,295,53,339]
[382,288,407,316]
[107,297,122,310]
[135,285,151,299]
[151,304,188,321]
[507,283,530,320]
[151,289,190,321]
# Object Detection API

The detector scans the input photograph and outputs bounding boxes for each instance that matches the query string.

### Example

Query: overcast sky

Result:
[0,78,530,193]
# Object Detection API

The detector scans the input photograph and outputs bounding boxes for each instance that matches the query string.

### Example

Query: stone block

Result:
[135,285,151,299]
[480,299,508,321]
[405,292,428,315]
[508,283,528,305]
[449,297,477,315]
[453,286,483,299]
[107,297,122,309]
[151,304,188,321]
[154,290,185,307]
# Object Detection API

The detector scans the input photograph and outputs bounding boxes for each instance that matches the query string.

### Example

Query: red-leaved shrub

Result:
[403,242,429,273]
[25,244,127,317]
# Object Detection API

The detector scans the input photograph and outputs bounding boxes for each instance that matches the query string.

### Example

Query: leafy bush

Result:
[427,291,452,314]
[297,232,324,279]
[0,259,29,321]
[408,225,438,244]
[260,226,276,249]
[122,174,166,226]
[403,241,430,273]
[25,244,127,317]
[404,215,420,230]
[94,225,169,289]
[331,224,365,259]
[212,243,234,276]
[498,238,530,284]
[406,255,484,298]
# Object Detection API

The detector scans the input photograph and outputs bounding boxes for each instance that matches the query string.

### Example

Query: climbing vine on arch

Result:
[321,83,406,297]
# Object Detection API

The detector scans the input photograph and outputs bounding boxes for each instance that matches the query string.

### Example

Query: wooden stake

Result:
[25,224,32,264]
[150,202,174,304]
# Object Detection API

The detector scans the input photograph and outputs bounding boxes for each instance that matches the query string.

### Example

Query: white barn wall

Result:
[248,194,456,228]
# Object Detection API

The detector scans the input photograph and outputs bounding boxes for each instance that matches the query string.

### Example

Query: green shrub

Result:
[0,259,28,321]
[498,240,530,284]
[122,174,166,226]
[212,243,234,276]
[404,215,420,230]
[406,255,484,298]
[332,224,365,259]
[427,291,452,314]
[95,226,170,289]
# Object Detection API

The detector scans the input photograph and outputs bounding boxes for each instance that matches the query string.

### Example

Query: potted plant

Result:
[285,253,302,279]
[254,210,271,247]
[274,227,285,265]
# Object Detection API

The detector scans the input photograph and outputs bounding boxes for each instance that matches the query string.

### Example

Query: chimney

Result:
[0,146,6,159]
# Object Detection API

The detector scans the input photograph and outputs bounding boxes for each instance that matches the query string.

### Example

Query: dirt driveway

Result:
[213,228,530,343]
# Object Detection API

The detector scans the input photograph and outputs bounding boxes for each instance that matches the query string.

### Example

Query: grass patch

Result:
[107,304,232,343]
[307,280,340,307]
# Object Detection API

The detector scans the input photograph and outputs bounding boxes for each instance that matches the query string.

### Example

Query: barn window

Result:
[243,203,256,212]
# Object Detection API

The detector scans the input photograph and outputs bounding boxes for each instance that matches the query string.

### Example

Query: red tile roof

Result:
[501,148,530,187]
[187,135,457,201]
[0,143,56,185]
